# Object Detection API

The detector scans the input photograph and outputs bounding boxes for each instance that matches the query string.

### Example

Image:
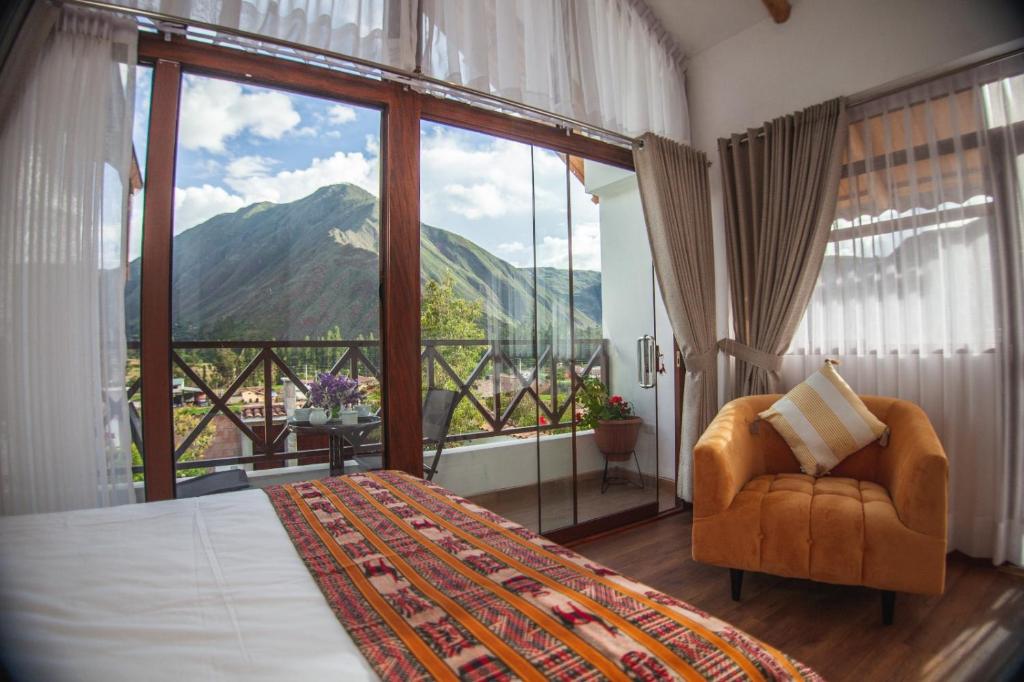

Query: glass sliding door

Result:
[419,121,540,530]
[570,159,659,526]
[164,72,384,493]
[419,120,664,534]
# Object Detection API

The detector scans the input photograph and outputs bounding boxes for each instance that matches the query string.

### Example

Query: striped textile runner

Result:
[265,471,820,681]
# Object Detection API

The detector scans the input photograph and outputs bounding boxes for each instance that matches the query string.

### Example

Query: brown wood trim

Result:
[139,59,181,501]
[543,501,659,545]
[380,85,423,476]
[138,33,396,109]
[421,96,634,170]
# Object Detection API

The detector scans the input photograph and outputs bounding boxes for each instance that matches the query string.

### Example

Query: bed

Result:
[0,471,818,681]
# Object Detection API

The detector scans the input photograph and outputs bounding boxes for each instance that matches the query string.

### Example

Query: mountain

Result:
[125,183,602,341]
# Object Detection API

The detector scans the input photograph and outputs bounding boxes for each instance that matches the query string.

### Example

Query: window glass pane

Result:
[164,73,383,492]
[420,121,539,530]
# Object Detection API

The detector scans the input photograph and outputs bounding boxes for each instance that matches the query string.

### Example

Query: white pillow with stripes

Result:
[759,361,889,476]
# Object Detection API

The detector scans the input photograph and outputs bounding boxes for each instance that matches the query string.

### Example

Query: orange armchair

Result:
[692,395,948,624]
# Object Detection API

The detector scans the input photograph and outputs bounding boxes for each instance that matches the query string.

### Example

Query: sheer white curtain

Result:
[420,0,689,141]
[0,8,137,514]
[785,54,1024,566]
[115,0,418,67]
[112,0,689,141]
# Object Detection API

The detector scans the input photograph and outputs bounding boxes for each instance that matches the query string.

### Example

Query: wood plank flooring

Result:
[467,473,675,533]
[573,513,1024,682]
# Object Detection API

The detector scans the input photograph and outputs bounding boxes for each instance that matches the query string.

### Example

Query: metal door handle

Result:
[637,335,656,388]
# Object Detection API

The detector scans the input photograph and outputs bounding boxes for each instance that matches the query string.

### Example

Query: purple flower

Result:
[308,372,360,409]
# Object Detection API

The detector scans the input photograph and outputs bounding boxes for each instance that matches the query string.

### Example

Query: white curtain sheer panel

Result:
[110,0,689,141]
[785,53,1024,566]
[0,8,138,514]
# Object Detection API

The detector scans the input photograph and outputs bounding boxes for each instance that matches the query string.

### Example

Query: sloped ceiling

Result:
[643,0,783,57]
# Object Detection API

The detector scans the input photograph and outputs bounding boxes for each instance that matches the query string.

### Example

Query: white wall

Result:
[586,164,678,482]
[684,0,1024,401]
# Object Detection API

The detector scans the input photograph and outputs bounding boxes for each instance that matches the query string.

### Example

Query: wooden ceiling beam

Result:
[761,0,791,24]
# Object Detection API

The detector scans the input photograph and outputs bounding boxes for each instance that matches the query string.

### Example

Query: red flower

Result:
[610,395,623,405]
[539,416,548,425]
[574,411,583,420]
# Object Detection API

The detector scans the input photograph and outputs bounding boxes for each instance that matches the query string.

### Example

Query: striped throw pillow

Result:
[759,361,889,476]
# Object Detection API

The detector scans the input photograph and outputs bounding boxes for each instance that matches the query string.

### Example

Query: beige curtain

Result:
[634,133,715,501]
[719,98,848,396]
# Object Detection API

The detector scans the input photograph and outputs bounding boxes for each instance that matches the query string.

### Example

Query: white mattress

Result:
[0,490,377,681]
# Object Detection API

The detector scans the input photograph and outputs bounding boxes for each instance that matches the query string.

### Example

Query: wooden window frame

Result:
[134,33,645,502]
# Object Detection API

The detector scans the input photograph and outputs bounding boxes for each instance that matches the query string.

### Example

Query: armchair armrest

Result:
[693,397,766,518]
[877,400,949,539]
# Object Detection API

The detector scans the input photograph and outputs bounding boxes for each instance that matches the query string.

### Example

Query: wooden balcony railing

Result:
[127,338,607,475]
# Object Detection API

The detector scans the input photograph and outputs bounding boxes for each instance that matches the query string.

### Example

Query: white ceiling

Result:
[643,0,777,57]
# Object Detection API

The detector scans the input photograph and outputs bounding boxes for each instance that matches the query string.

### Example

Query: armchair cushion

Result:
[758,361,888,476]
[691,473,946,594]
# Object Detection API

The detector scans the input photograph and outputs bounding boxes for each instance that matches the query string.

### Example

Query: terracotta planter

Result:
[593,417,642,460]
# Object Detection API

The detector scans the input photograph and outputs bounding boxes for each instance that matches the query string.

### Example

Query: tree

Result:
[421,272,490,436]
[174,408,217,478]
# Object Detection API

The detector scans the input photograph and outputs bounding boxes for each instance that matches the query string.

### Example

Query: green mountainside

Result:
[125,183,601,341]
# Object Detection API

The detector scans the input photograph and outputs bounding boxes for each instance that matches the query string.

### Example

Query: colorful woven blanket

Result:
[265,471,820,681]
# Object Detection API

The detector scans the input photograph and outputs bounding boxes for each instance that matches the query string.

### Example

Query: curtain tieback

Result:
[717,339,783,373]
[683,346,718,373]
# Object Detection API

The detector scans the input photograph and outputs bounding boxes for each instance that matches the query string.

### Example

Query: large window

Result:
[129,34,675,535]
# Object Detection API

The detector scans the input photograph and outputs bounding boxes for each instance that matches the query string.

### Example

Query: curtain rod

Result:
[54,0,640,150]
[722,42,1024,149]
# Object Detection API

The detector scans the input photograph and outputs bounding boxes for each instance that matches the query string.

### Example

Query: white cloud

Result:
[535,222,601,271]
[224,150,378,205]
[293,126,318,137]
[174,185,246,234]
[226,155,275,178]
[420,129,535,223]
[327,104,357,125]
[497,241,526,254]
[174,138,381,232]
[444,183,509,219]
[177,75,301,153]
[365,134,379,155]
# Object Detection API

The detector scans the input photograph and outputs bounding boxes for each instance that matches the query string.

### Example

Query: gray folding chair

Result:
[422,388,460,481]
[176,469,251,498]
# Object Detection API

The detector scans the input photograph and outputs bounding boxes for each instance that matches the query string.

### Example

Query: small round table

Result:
[286,416,382,476]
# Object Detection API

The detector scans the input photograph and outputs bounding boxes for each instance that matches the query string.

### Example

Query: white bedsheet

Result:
[0,489,376,681]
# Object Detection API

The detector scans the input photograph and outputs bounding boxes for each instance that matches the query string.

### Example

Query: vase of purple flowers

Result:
[308,372,361,423]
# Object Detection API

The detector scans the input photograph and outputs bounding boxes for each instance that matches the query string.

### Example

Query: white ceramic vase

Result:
[309,407,330,425]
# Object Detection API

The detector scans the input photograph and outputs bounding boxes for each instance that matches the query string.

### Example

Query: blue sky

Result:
[130,68,602,270]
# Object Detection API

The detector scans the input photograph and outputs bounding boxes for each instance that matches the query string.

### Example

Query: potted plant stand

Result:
[594,417,644,493]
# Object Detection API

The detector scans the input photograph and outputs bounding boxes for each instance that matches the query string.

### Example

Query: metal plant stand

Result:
[601,450,645,494]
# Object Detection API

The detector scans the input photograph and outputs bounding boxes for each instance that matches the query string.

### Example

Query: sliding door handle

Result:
[637,335,656,388]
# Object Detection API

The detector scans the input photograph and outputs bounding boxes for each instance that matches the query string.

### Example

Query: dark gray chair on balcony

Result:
[176,469,251,498]
[423,388,460,481]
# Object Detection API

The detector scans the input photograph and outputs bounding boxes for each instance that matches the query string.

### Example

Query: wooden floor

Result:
[467,472,675,533]
[574,513,1024,682]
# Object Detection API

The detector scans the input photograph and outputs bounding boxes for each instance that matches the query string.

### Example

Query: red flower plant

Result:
[539,416,548,425]
[610,395,623,405]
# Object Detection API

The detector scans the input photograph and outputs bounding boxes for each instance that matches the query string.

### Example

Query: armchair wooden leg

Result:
[881,590,895,626]
[730,569,744,602]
